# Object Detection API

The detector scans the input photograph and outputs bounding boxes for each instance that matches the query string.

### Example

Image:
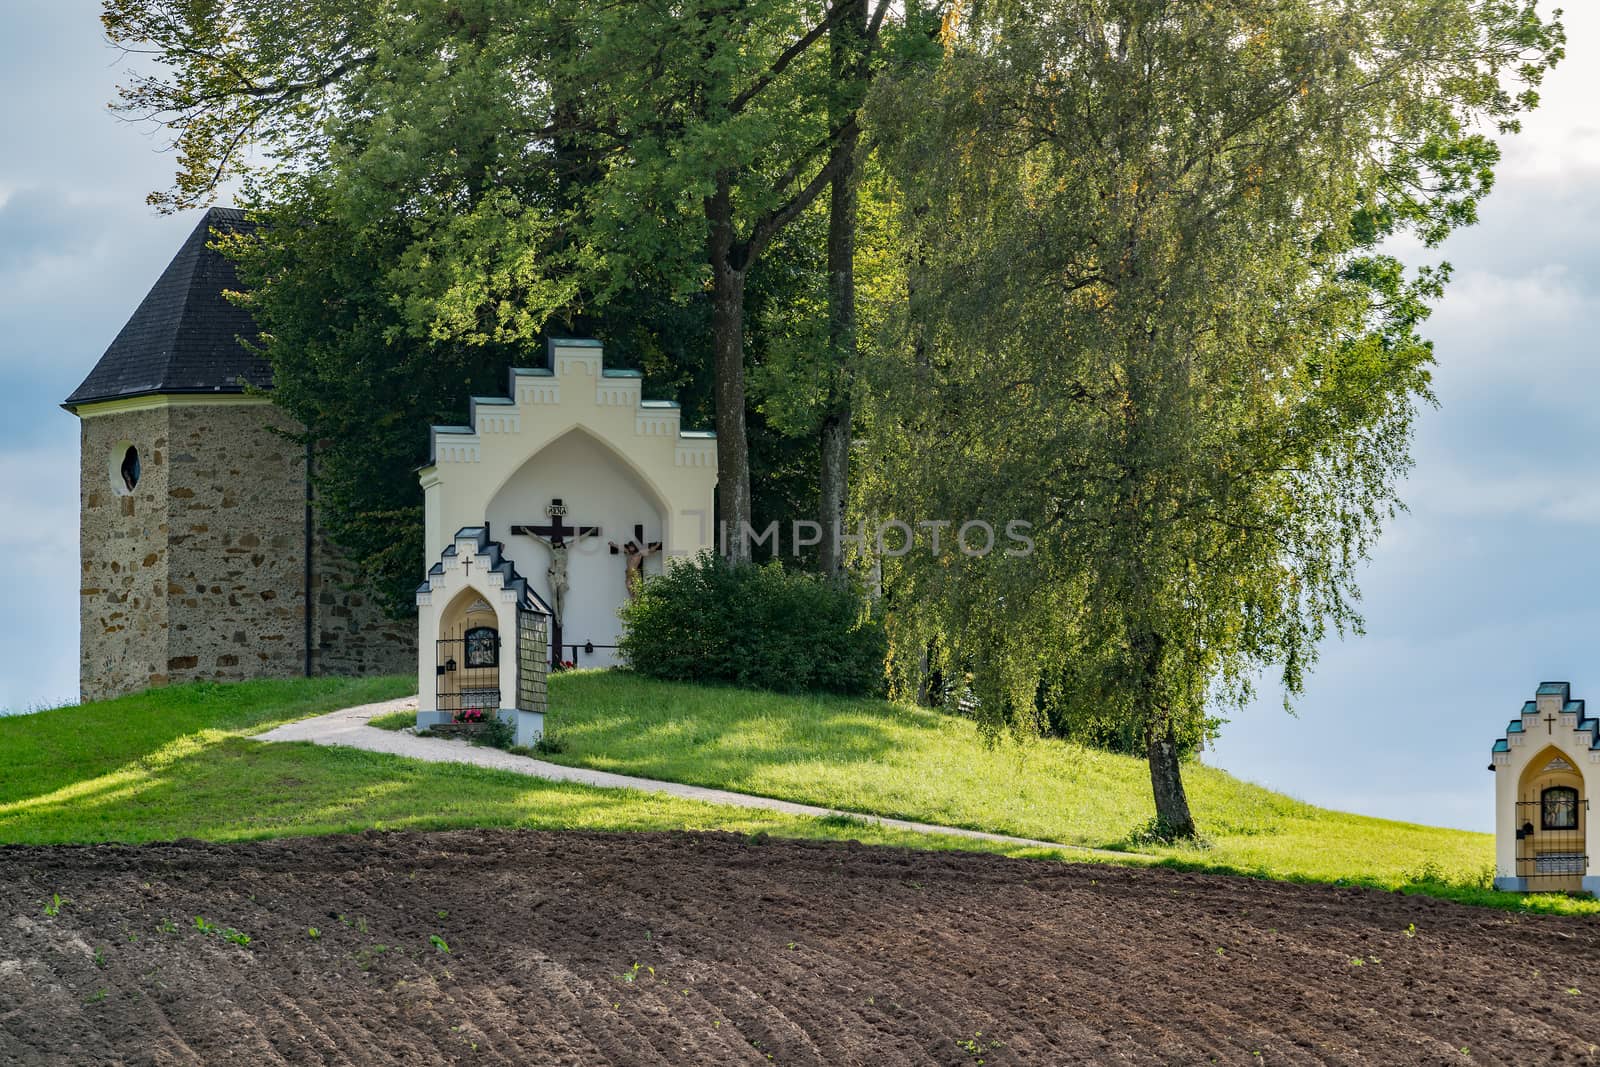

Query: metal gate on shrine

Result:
[1515,795,1588,887]
[435,607,548,718]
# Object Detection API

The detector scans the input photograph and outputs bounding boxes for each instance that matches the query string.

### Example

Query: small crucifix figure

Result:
[512,498,601,665]
[609,524,662,601]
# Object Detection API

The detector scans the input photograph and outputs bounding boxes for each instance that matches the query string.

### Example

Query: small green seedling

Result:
[429,934,450,954]
[42,894,67,918]
[1405,923,1417,939]
[93,948,106,969]
[157,918,178,934]
[194,916,216,935]
[307,927,321,940]
[222,928,251,947]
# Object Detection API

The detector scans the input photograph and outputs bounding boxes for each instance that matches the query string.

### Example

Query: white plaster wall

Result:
[485,429,667,668]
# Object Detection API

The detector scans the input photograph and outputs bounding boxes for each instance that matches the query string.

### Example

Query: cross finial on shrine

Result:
[1546,712,1558,734]
[462,555,473,577]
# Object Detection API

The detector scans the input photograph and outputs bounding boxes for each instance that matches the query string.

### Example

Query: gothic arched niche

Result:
[484,426,669,668]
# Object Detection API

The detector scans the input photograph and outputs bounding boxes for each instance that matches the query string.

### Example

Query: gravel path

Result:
[253,696,1132,858]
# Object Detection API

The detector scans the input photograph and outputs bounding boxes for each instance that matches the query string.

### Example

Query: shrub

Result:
[618,553,887,696]
[475,714,516,750]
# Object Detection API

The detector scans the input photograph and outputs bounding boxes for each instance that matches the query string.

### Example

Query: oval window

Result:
[109,442,141,495]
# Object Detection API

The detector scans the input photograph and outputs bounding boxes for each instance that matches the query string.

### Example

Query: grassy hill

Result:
[528,673,1536,904]
[2,673,1591,915]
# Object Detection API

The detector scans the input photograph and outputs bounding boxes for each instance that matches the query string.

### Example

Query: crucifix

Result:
[609,524,663,601]
[511,498,601,666]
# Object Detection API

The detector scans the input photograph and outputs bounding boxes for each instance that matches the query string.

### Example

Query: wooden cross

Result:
[609,524,661,555]
[511,499,601,547]
[461,555,473,577]
[1547,712,1558,734]
[511,499,601,668]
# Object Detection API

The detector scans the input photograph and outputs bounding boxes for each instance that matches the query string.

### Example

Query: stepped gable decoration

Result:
[1487,681,1600,894]
[414,338,718,735]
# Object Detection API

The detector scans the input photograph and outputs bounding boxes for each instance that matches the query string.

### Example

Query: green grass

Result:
[0,677,1080,863]
[531,671,1599,916]
[368,710,416,731]
[3,672,1593,915]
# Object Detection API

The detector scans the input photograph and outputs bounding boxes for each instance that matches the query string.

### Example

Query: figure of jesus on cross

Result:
[512,498,601,665]
[609,524,662,601]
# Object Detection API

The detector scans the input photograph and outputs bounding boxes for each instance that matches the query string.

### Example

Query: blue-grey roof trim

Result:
[416,526,550,615]
[1495,684,1600,760]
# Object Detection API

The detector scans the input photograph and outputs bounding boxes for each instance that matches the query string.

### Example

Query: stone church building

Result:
[64,208,414,702]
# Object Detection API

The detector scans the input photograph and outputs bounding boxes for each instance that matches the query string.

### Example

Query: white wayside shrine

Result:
[414,339,717,743]
[1489,681,1600,894]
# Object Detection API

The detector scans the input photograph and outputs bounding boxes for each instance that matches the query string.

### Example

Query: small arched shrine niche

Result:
[437,593,502,719]
[1515,747,1587,892]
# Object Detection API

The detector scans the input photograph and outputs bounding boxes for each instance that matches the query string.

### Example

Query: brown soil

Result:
[1,830,1597,1065]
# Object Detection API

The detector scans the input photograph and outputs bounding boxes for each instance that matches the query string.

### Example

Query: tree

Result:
[864,0,1562,837]
[104,0,919,565]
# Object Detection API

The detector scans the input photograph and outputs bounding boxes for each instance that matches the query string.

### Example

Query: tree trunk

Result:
[1133,629,1197,839]
[817,0,865,578]
[1145,713,1197,839]
[706,175,753,561]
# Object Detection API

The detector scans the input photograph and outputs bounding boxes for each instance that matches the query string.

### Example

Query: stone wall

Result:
[164,403,310,683]
[79,399,416,702]
[78,405,171,702]
[310,524,415,677]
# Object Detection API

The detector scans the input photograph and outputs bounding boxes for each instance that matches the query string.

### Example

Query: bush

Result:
[618,553,887,696]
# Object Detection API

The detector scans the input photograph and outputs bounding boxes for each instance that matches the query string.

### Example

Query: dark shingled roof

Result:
[63,207,268,409]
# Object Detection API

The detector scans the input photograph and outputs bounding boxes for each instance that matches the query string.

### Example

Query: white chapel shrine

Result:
[413,338,718,743]
[1489,681,1600,894]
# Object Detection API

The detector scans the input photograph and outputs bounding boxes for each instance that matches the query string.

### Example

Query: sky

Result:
[0,2,1594,833]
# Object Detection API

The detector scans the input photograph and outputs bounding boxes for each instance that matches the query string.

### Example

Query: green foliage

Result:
[618,554,887,695]
[862,0,1563,830]
[474,715,516,751]
[104,0,928,579]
